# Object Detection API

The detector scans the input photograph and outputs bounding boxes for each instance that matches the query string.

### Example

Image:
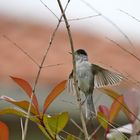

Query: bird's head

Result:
[74,49,88,62]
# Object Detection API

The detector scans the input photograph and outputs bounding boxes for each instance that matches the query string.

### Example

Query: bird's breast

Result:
[76,61,94,93]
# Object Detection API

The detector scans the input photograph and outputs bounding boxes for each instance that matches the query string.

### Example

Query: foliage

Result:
[0,77,68,140]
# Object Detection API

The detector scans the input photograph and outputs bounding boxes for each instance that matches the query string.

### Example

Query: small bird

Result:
[67,49,123,120]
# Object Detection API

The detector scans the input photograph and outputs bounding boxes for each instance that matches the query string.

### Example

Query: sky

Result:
[0,0,140,42]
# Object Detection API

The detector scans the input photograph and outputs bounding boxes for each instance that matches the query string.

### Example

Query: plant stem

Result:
[57,0,89,139]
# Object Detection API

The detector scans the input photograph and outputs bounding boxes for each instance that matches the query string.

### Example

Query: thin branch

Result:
[89,125,101,139]
[40,0,59,20]
[80,0,134,48]
[106,37,140,63]
[65,14,101,22]
[119,9,140,23]
[70,118,84,133]
[2,35,39,67]
[42,63,65,68]
[57,0,89,139]
[20,118,24,140]
[22,1,70,140]
[61,129,81,140]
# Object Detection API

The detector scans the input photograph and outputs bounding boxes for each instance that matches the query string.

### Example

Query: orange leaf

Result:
[0,96,38,115]
[10,76,39,114]
[0,121,9,140]
[101,88,134,122]
[109,95,124,123]
[43,80,67,114]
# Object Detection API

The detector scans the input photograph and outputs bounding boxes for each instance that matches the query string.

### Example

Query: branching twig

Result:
[65,14,101,22]
[22,1,71,140]
[106,37,140,63]
[89,125,101,139]
[70,118,84,133]
[40,0,59,20]
[80,0,134,48]
[57,0,89,139]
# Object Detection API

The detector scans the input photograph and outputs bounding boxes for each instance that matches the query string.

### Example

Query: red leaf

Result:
[109,95,124,123]
[0,121,9,140]
[10,76,39,114]
[43,80,67,114]
[1,96,38,115]
[99,105,109,119]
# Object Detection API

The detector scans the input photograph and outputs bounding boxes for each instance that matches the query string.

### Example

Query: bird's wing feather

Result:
[92,64,124,88]
[66,70,76,95]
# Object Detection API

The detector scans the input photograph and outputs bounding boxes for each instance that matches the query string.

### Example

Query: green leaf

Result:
[0,108,40,123]
[97,111,109,130]
[67,134,77,140]
[0,96,38,115]
[0,108,27,117]
[43,80,67,114]
[43,112,69,136]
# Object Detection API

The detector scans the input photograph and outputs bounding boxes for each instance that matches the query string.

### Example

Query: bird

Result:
[67,49,124,120]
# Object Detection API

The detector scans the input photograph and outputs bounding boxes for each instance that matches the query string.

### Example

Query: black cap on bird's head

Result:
[75,49,87,56]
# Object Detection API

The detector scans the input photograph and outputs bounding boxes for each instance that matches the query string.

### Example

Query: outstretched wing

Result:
[92,64,124,88]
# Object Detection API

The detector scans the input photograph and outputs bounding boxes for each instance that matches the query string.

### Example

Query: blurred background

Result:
[0,0,140,139]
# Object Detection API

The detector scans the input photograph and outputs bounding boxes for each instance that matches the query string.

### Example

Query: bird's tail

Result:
[85,94,95,120]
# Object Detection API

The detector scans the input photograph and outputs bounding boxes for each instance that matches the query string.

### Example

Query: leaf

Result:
[43,112,69,136]
[10,76,39,114]
[98,105,109,119]
[101,88,133,122]
[67,134,77,140]
[109,95,124,123]
[0,96,38,115]
[0,108,40,123]
[97,111,109,130]
[0,121,9,140]
[43,80,67,114]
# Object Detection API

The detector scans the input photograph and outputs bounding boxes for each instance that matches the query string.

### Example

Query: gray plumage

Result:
[67,49,124,120]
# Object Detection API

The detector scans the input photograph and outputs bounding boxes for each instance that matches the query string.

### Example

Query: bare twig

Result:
[106,37,140,63]
[22,1,71,140]
[80,0,134,48]
[20,118,24,140]
[42,63,65,68]
[2,35,39,67]
[89,125,101,139]
[119,9,140,23]
[70,118,84,133]
[40,0,59,20]
[57,0,89,139]
[65,14,101,22]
